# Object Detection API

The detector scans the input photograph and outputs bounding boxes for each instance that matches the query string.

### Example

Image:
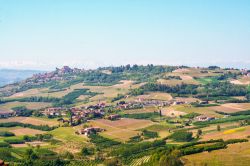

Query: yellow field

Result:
[89,118,154,142]
[223,127,245,134]
[182,141,250,166]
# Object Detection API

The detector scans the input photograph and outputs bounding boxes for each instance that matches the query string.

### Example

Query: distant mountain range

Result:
[0,69,44,87]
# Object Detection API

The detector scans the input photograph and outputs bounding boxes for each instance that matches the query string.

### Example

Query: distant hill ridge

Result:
[0,69,44,87]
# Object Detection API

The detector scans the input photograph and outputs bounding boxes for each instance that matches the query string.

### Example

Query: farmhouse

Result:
[0,159,8,166]
[77,127,104,136]
[0,111,14,118]
[199,100,209,105]
[172,101,185,105]
[195,115,215,122]
[116,99,168,110]
[107,114,121,120]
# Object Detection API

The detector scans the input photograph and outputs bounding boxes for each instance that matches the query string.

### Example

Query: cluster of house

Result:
[106,114,121,120]
[42,107,67,116]
[116,99,170,110]
[43,103,108,123]
[26,66,85,83]
[241,69,250,77]
[0,109,26,119]
[0,110,15,118]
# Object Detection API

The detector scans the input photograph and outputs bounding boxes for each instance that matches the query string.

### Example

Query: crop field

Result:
[127,92,173,101]
[10,128,45,136]
[173,104,223,117]
[0,101,51,111]
[161,108,187,117]
[201,126,250,141]
[123,106,158,114]
[85,80,142,102]
[175,97,200,103]
[172,68,221,77]
[157,78,199,86]
[211,103,250,113]
[89,118,154,141]
[0,117,59,126]
[144,124,173,138]
[6,88,47,98]
[190,122,239,135]
[49,127,88,153]
[130,156,151,166]
[182,141,250,166]
[230,76,250,85]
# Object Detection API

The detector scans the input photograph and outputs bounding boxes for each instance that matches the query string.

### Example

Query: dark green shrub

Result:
[0,131,15,137]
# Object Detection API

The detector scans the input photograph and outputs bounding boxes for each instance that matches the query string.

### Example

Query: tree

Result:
[81,147,94,156]
[104,158,121,166]
[197,129,202,138]
[217,125,221,131]
[159,150,183,166]
[25,149,38,160]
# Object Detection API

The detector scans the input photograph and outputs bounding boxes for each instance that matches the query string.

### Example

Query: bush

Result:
[81,147,95,156]
[0,148,16,161]
[121,112,159,119]
[0,122,57,131]
[142,130,158,139]
[4,138,25,144]
[225,139,248,144]
[89,134,120,148]
[0,142,11,147]
[0,131,15,137]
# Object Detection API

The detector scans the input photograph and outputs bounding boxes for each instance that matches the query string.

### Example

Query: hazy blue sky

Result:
[0,0,250,70]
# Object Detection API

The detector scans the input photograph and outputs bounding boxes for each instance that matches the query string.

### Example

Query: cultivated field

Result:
[0,117,59,126]
[89,118,154,141]
[173,104,223,117]
[161,108,187,117]
[157,78,199,86]
[182,141,250,166]
[0,101,51,111]
[211,103,250,113]
[201,126,250,141]
[49,127,88,153]
[10,128,45,136]
[135,92,173,101]
[190,122,239,135]
[123,106,159,114]
[230,76,250,85]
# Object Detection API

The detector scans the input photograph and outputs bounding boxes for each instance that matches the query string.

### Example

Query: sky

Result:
[0,0,250,70]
